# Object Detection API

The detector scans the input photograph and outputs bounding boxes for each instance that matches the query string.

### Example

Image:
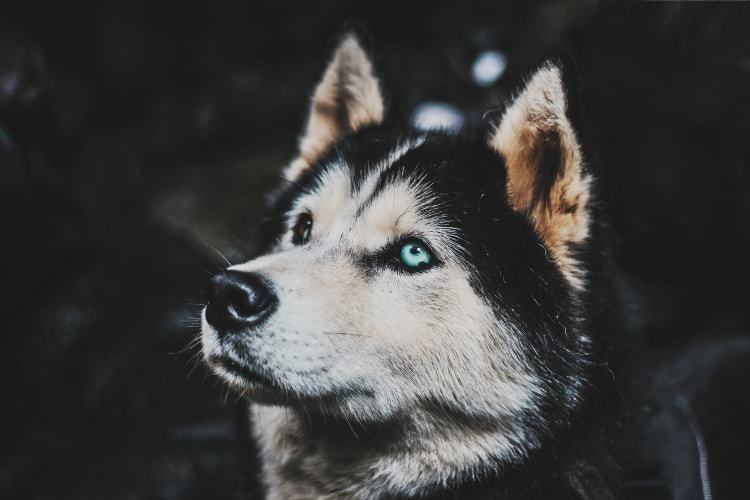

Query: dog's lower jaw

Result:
[251,403,532,500]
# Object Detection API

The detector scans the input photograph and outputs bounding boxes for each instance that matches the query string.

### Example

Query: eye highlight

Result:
[399,239,433,271]
[292,213,313,245]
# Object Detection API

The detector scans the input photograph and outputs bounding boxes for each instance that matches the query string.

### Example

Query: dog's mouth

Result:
[208,355,280,392]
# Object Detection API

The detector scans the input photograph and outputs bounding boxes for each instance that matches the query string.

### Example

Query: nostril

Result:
[226,285,263,319]
[206,271,277,331]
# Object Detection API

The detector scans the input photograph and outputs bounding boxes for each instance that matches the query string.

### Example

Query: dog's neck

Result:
[250,403,528,499]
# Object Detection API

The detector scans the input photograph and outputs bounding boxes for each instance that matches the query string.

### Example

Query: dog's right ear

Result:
[284,34,385,181]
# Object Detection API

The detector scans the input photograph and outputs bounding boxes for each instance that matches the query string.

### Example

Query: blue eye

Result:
[399,240,433,270]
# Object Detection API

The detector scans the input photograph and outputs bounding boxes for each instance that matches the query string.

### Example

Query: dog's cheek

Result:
[370,266,538,417]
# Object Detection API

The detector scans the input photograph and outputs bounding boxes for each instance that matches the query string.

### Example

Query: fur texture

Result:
[201,34,624,499]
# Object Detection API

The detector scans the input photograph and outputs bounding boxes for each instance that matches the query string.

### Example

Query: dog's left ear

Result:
[490,62,591,286]
[285,34,384,181]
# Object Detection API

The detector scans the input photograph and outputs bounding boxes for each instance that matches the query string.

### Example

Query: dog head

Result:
[201,34,594,465]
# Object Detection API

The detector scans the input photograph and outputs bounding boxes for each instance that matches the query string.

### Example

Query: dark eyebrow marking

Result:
[353,140,426,218]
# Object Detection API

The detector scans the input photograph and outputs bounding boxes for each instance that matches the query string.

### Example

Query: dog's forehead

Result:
[289,137,444,247]
[353,179,427,248]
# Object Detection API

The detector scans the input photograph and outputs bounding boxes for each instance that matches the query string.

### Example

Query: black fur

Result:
[256,123,628,499]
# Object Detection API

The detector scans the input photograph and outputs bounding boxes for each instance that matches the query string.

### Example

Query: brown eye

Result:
[292,213,313,245]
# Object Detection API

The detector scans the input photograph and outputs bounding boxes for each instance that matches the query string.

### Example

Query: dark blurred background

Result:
[1,1,749,499]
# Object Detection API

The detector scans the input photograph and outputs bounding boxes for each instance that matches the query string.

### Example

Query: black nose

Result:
[206,271,277,332]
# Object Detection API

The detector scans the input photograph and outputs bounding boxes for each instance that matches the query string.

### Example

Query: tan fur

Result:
[490,64,591,288]
[285,35,385,181]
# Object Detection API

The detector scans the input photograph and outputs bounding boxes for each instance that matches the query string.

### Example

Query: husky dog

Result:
[201,34,624,499]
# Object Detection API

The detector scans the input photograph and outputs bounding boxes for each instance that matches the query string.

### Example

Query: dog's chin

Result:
[207,355,290,405]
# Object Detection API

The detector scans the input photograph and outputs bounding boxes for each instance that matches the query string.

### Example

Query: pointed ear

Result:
[284,34,384,181]
[490,63,591,287]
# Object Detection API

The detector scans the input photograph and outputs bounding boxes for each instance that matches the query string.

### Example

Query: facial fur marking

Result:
[353,136,426,217]
[202,36,616,499]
